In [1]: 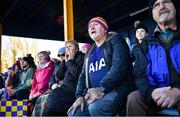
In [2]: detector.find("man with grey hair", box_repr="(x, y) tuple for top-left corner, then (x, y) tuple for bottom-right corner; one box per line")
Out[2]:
(127, 0), (180, 115)
(68, 17), (134, 116)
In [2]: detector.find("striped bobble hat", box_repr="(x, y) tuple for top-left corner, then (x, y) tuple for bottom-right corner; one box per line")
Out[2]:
(88, 17), (108, 32)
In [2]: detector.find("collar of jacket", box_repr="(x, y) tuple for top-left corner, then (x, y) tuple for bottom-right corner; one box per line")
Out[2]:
(22, 66), (31, 72)
(133, 37), (148, 46)
(38, 61), (51, 69)
(70, 51), (84, 62)
(149, 24), (180, 46)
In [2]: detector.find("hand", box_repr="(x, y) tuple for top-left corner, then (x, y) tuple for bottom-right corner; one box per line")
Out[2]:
(152, 87), (170, 102)
(68, 50), (76, 60)
(67, 97), (85, 115)
(152, 87), (180, 108)
(29, 94), (33, 100)
(7, 89), (15, 96)
(65, 50), (76, 62)
(51, 83), (58, 90)
(85, 88), (104, 104)
(65, 54), (69, 62)
(159, 88), (180, 108)
(10, 89), (15, 96)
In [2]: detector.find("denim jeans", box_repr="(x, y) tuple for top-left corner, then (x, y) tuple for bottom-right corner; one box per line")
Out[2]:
(68, 90), (120, 116)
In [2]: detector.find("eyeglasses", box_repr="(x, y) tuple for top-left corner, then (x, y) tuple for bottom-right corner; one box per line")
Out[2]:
(57, 54), (65, 57)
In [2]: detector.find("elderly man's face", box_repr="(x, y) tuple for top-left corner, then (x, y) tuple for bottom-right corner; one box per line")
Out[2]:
(152, 0), (176, 24)
(88, 22), (107, 42)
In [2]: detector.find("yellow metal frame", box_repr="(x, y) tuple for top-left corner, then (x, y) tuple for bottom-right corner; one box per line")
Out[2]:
(63, 0), (74, 41)
(0, 24), (2, 73)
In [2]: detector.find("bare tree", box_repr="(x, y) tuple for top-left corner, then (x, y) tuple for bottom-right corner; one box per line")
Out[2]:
(1, 36), (39, 72)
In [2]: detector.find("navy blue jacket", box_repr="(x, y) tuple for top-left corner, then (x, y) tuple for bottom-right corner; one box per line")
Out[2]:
(76, 32), (135, 104)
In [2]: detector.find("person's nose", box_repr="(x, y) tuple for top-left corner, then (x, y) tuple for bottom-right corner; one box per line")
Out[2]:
(159, 2), (166, 9)
(89, 24), (96, 29)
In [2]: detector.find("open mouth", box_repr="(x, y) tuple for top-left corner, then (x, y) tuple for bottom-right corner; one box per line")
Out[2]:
(91, 30), (96, 34)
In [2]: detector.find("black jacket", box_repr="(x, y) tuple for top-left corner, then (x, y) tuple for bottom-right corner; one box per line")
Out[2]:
(0, 75), (4, 89)
(65, 52), (84, 87)
(48, 61), (63, 88)
(47, 51), (84, 112)
(76, 32), (135, 104)
(131, 39), (148, 79)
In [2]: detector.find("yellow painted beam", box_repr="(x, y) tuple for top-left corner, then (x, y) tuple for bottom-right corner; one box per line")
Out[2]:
(63, 0), (74, 41)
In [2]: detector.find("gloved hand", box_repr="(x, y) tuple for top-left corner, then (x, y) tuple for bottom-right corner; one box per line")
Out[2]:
(51, 83), (58, 90)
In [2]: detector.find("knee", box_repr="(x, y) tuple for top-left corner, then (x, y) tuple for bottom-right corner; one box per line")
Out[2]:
(88, 103), (101, 115)
(127, 91), (142, 105)
(67, 107), (83, 116)
(88, 103), (97, 114)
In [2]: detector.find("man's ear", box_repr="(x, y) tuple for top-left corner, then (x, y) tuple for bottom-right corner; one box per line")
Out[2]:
(104, 30), (107, 34)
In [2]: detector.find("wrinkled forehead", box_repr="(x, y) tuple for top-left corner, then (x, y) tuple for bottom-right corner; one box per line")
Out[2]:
(153, 0), (174, 6)
(154, 0), (165, 4)
(88, 21), (101, 27)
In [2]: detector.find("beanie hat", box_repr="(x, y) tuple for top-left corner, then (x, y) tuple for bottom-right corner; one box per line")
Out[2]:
(134, 21), (148, 33)
(148, 0), (158, 8)
(88, 17), (108, 32)
(22, 54), (36, 68)
(82, 43), (91, 49)
(22, 57), (32, 64)
(57, 47), (65, 56)
(148, 0), (177, 9)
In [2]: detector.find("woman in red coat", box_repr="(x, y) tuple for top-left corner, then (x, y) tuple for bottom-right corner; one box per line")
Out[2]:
(29, 51), (54, 104)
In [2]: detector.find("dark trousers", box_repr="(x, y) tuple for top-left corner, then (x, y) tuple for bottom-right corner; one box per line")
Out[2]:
(46, 85), (76, 115)
(27, 97), (39, 116)
(15, 89), (30, 100)
(126, 90), (180, 116)
(28, 97), (39, 105)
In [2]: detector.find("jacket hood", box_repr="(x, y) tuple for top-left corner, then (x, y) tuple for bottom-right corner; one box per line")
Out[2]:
(105, 31), (118, 42)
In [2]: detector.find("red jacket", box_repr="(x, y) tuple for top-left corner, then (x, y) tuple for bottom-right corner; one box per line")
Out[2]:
(30, 61), (54, 97)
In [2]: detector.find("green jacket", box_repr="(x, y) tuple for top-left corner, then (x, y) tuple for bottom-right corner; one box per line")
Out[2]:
(15, 67), (35, 92)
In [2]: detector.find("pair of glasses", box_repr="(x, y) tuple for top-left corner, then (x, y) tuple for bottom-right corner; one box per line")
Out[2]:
(57, 54), (65, 57)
